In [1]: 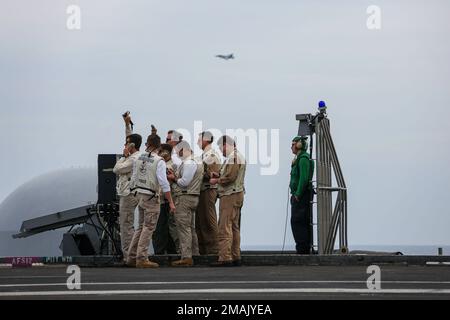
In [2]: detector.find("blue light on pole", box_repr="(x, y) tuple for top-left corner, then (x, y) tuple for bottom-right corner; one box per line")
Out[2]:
(318, 100), (327, 113)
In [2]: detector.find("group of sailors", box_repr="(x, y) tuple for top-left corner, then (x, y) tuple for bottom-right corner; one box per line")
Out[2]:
(113, 114), (246, 268)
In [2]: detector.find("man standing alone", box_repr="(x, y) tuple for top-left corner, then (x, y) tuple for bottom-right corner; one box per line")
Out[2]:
(289, 136), (314, 254)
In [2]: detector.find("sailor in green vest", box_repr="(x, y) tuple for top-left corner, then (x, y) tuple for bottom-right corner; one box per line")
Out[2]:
(289, 136), (314, 254)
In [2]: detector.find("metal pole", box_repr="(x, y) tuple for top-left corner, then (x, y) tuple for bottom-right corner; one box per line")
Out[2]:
(324, 119), (333, 254)
(321, 120), (348, 253)
(325, 129), (332, 252)
(303, 112), (347, 255)
(316, 117), (324, 254)
(309, 127), (315, 254)
(324, 192), (341, 253)
(322, 122), (346, 188)
(343, 189), (348, 249)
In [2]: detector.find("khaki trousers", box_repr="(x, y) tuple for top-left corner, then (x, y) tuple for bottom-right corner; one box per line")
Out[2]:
(127, 193), (160, 262)
(217, 192), (244, 262)
(195, 189), (219, 254)
(174, 195), (200, 259)
(119, 193), (139, 261)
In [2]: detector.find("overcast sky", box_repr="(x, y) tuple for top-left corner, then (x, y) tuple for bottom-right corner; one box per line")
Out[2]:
(1, 0), (449, 246)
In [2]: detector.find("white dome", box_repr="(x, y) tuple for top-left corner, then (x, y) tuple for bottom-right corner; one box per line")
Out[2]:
(0, 168), (97, 231)
(0, 168), (97, 256)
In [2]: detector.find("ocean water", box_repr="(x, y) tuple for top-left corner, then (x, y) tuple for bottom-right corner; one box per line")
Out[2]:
(2, 229), (449, 257)
(242, 244), (450, 256)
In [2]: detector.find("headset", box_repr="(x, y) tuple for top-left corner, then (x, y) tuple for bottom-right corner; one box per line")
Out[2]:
(294, 136), (308, 150)
(292, 138), (302, 150)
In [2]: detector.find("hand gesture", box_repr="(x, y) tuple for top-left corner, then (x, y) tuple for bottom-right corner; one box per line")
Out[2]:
(123, 147), (131, 157)
(124, 114), (132, 125)
(169, 202), (176, 214)
(167, 172), (176, 182)
(211, 172), (220, 178)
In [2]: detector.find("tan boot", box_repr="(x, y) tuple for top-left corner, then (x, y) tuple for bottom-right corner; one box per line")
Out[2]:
(171, 258), (194, 267)
(136, 260), (159, 268)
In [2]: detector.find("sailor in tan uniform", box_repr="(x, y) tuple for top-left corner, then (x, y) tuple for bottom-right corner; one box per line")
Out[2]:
(210, 136), (246, 267)
(166, 129), (183, 171)
(167, 141), (204, 267)
(195, 131), (221, 255)
(113, 113), (142, 263)
(127, 134), (176, 268)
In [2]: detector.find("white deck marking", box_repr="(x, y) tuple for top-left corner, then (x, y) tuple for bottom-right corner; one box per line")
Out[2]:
(1, 288), (450, 297)
(0, 276), (67, 279)
(1, 280), (450, 288)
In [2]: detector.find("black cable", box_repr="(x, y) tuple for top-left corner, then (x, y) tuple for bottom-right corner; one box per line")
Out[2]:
(282, 186), (290, 253)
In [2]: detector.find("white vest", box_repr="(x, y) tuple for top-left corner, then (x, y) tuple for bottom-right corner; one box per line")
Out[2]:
(130, 152), (162, 196)
(173, 157), (204, 196)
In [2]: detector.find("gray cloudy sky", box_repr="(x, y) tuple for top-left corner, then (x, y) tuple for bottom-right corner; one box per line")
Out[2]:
(1, 0), (449, 246)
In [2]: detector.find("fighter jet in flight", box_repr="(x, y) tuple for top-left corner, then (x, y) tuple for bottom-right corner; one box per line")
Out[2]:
(215, 54), (235, 60)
